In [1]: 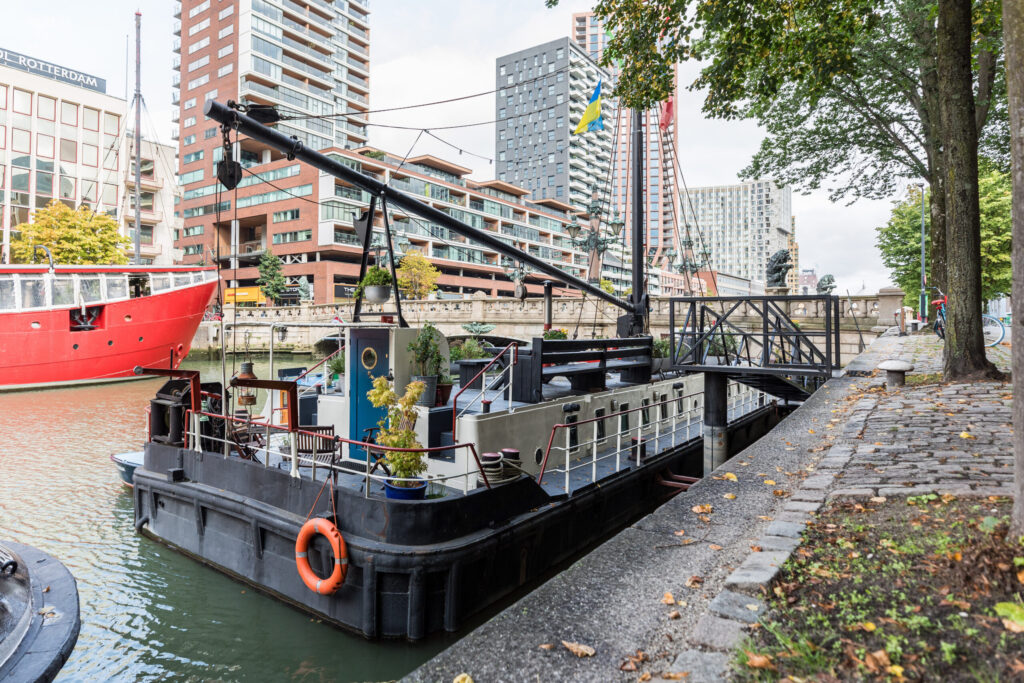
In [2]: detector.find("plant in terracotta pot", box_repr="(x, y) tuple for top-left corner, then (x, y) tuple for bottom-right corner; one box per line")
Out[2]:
(326, 352), (345, 389)
(652, 338), (671, 373)
(366, 376), (428, 499)
(407, 322), (444, 407)
(436, 372), (454, 406)
(356, 265), (392, 303)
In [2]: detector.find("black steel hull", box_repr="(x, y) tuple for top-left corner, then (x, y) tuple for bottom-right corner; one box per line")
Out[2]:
(133, 406), (776, 640)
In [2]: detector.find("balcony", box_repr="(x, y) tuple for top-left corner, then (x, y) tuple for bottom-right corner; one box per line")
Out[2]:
(281, 53), (333, 86)
(281, 34), (333, 68)
(348, 23), (368, 40)
(346, 70), (368, 88)
(282, 15), (333, 41)
(172, 38), (181, 54)
(346, 55), (368, 75)
(173, 20), (181, 36)
(347, 40), (368, 57)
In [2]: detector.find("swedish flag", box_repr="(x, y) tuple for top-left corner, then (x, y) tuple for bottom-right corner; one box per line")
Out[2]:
(573, 80), (603, 135)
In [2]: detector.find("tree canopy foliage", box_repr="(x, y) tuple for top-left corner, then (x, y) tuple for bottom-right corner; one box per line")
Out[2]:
(11, 200), (129, 265)
(256, 251), (287, 305)
(877, 166), (1011, 308)
(396, 249), (440, 300)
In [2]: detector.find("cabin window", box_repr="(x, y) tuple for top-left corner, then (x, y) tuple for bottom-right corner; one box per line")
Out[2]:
(173, 272), (192, 288)
(641, 398), (650, 426)
(594, 408), (606, 440)
(79, 277), (102, 303)
(566, 414), (579, 452)
(52, 277), (75, 306)
(619, 403), (630, 434)
(129, 275), (151, 298)
(20, 277), (46, 309)
(105, 276), (128, 300)
(660, 394), (668, 420)
(151, 274), (171, 292)
(0, 278), (14, 310)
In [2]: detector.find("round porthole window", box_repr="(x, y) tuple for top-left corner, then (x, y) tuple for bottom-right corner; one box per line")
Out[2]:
(361, 347), (378, 370)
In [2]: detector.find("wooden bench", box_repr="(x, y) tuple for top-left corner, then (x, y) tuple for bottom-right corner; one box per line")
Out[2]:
(512, 337), (653, 402)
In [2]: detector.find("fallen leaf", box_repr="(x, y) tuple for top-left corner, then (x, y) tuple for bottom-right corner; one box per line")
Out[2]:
(1003, 619), (1024, 634)
(562, 640), (595, 657)
(668, 610), (681, 619)
(757, 515), (772, 521)
(773, 489), (790, 498)
(673, 529), (687, 536)
(639, 673), (652, 682)
(539, 643), (555, 651)
(661, 673), (689, 680)
(723, 493), (737, 500)
(620, 660), (637, 672)
(995, 602), (1024, 630)
(723, 472), (738, 481)
(864, 649), (891, 673)
(888, 664), (905, 678)
(1017, 569), (1024, 584)
(750, 545), (763, 552)
(453, 675), (474, 683)
(691, 504), (713, 514)
(685, 575), (703, 588)
(764, 480), (776, 486)
(960, 431), (976, 439)
(661, 592), (676, 604)
(709, 544), (723, 551)
(808, 429), (815, 434)
(744, 651), (776, 671)
(42, 586), (50, 593)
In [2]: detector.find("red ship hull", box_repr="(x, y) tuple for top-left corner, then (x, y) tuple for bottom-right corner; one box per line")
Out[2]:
(0, 266), (217, 389)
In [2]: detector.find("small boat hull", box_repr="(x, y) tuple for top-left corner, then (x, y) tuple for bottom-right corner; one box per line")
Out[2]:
(111, 451), (145, 487)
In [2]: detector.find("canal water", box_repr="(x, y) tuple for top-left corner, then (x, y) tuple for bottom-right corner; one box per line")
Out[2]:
(0, 355), (447, 682)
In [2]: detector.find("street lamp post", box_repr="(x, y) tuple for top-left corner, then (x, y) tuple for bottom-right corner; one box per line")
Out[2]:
(566, 188), (624, 286)
(917, 183), (927, 322)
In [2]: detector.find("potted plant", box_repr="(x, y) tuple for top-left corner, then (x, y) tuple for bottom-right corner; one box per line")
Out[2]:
(543, 328), (568, 340)
(356, 265), (393, 303)
(652, 338), (671, 373)
(326, 352), (345, 390)
(436, 372), (454, 405)
(407, 322), (444, 407)
(366, 376), (428, 499)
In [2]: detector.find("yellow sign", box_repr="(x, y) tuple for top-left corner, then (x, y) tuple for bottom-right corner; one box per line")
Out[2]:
(224, 286), (265, 305)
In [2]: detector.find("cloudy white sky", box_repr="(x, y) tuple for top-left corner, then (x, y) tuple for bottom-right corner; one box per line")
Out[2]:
(6, 0), (912, 293)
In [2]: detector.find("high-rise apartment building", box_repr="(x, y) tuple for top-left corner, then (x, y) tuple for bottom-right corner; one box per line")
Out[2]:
(494, 38), (614, 211)
(172, 0), (370, 275)
(569, 12), (687, 296)
(687, 180), (793, 287)
(787, 218), (799, 294)
(0, 48), (179, 264)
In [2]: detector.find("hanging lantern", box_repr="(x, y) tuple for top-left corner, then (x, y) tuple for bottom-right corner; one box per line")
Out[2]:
(565, 219), (581, 240)
(609, 213), (625, 237)
(236, 361), (258, 406)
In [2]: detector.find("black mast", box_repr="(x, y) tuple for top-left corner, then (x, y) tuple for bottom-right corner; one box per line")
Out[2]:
(628, 108), (647, 334)
(205, 100), (644, 317)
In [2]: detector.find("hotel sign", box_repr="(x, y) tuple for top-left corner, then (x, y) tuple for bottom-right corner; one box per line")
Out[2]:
(0, 48), (106, 94)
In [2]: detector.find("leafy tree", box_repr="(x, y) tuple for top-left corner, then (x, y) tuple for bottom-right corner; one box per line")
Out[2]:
(599, 278), (615, 294)
(256, 251), (287, 305)
(877, 168), (1010, 310)
(396, 249), (439, 300)
(11, 200), (129, 265)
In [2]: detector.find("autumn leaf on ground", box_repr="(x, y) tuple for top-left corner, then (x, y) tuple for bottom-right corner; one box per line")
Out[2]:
(562, 640), (595, 657)
(709, 544), (723, 551)
(744, 651), (776, 670)
(661, 592), (675, 604)
(764, 479), (776, 486)
(661, 673), (689, 680)
(638, 673), (652, 682)
(453, 674), (474, 683)
(864, 649), (891, 673)
(773, 489), (790, 498)
(808, 429), (815, 434)
(668, 609), (681, 619)
(750, 545), (763, 552)
(960, 431), (976, 439)
(723, 493), (737, 500)
(685, 575), (703, 588)
(673, 529), (686, 536)
(995, 603), (1024, 632)
(723, 472), (738, 481)
(538, 643), (555, 650)
(691, 504), (713, 514)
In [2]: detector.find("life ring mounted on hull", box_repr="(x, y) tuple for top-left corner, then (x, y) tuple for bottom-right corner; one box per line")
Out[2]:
(295, 517), (348, 595)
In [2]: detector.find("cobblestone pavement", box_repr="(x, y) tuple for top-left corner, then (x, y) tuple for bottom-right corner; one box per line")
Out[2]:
(830, 334), (1014, 498)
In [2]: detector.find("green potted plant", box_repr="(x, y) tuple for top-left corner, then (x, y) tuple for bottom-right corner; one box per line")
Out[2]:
(437, 372), (455, 405)
(407, 322), (444, 407)
(326, 352), (345, 390)
(366, 376), (428, 499)
(543, 328), (568, 340)
(652, 338), (671, 373)
(356, 265), (393, 303)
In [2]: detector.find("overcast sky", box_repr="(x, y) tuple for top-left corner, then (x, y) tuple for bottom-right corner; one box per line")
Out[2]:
(5, 0), (913, 294)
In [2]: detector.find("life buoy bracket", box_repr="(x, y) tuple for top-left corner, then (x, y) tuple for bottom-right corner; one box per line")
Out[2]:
(295, 517), (348, 595)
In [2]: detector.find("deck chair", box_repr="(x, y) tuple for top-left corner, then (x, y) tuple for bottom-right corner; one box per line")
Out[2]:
(294, 425), (336, 468)
(229, 409), (265, 461)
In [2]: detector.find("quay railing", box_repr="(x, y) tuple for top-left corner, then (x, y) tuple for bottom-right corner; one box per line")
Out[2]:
(536, 383), (768, 495)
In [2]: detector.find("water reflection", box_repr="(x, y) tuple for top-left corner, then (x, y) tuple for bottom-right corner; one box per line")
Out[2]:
(0, 356), (443, 682)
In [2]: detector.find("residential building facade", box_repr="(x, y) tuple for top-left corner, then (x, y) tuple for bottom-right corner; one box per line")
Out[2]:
(687, 180), (793, 287)
(799, 268), (819, 295)
(0, 48), (177, 264)
(787, 217), (799, 294)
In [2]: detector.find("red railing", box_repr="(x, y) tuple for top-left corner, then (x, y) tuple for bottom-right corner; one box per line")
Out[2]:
(297, 345), (345, 382)
(450, 342), (519, 441)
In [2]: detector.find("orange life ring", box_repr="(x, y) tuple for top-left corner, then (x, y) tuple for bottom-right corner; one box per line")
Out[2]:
(295, 517), (348, 595)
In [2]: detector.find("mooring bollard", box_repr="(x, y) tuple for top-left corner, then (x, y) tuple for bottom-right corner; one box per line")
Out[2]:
(877, 359), (914, 387)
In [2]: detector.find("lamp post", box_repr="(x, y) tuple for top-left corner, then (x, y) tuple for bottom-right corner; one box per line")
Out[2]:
(917, 183), (927, 322)
(566, 188), (624, 285)
(502, 257), (528, 299)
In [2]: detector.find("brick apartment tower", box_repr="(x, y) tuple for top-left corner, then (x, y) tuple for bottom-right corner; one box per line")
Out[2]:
(172, 0), (370, 301)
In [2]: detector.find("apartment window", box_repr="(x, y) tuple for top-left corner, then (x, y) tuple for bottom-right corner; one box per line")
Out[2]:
(82, 144), (98, 166)
(499, 65), (506, 76)
(35, 95), (55, 121)
(188, 17), (210, 36)
(60, 101), (77, 125)
(59, 138), (75, 163)
(13, 89), (31, 114)
(187, 74), (210, 89)
(217, 44), (233, 58)
(36, 133), (54, 158)
(556, 48), (564, 59)
(506, 75), (513, 85)
(183, 150), (204, 164)
(183, 97), (196, 109)
(189, 0), (210, 18)
(273, 209), (300, 223)
(218, 24), (233, 39)
(217, 64), (233, 77)
(183, 244), (202, 256)
(188, 56), (209, 72)
(188, 36), (210, 54)
(218, 5), (234, 19)
(129, 191), (155, 212)
(272, 229), (312, 244)
(179, 169), (204, 185)
(183, 225), (204, 237)
(104, 112), (119, 135)
(183, 134), (196, 145)
(183, 116), (196, 127)
(205, 89), (218, 101)
(204, 127), (217, 139)
(556, 116), (564, 128)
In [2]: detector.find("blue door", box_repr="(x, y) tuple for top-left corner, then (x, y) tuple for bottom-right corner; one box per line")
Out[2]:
(349, 329), (390, 460)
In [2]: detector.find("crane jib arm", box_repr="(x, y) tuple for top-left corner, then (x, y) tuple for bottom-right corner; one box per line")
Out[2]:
(203, 100), (633, 312)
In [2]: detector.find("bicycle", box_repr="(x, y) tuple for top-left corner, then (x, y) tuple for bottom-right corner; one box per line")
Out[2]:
(930, 288), (1005, 347)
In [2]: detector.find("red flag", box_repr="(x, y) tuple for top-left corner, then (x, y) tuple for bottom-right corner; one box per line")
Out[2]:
(659, 96), (674, 131)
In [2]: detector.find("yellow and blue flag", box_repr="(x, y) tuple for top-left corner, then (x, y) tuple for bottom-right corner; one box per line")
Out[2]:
(573, 80), (603, 135)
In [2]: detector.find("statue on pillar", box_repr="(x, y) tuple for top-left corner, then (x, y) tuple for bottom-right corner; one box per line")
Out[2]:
(765, 250), (793, 289)
(816, 274), (837, 294)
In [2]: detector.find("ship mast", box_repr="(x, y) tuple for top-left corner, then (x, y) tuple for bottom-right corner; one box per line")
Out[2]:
(132, 11), (142, 264)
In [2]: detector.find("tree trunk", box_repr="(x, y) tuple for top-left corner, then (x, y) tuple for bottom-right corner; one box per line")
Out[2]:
(928, 155), (947, 298)
(1004, 0), (1024, 540)
(936, 0), (1001, 379)
(916, 7), (947, 305)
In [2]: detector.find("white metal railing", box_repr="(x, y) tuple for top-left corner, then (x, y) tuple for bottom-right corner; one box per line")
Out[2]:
(451, 342), (519, 440)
